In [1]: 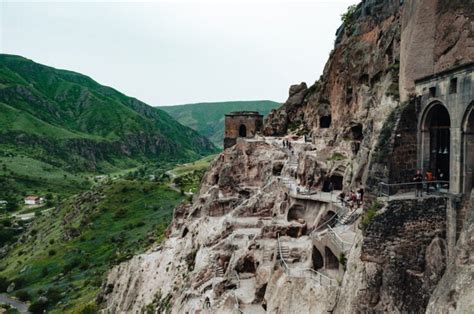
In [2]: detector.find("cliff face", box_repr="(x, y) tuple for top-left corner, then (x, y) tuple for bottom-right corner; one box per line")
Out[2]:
(100, 1), (474, 312)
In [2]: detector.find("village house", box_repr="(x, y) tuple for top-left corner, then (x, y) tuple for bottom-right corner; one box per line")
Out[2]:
(24, 196), (43, 206)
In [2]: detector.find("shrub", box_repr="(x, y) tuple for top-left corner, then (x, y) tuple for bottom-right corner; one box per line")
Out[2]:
(113, 208), (127, 219)
(15, 290), (31, 301)
(339, 252), (347, 270)
(341, 4), (358, 26)
(0, 276), (9, 292)
(360, 201), (382, 232)
(48, 249), (56, 256)
(46, 287), (62, 304)
(29, 299), (48, 314)
(63, 258), (81, 274)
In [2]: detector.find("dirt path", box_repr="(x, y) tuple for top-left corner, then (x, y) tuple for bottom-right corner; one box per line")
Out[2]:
(0, 293), (30, 313)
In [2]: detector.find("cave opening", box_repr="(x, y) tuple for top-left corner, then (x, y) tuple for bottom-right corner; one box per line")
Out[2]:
(330, 175), (343, 191)
(320, 116), (332, 128)
(312, 247), (324, 270)
(324, 247), (339, 270)
(287, 205), (305, 222)
(351, 123), (364, 141)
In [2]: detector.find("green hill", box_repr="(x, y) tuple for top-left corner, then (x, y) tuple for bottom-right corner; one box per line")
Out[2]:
(0, 180), (181, 313)
(0, 54), (217, 174)
(159, 101), (281, 148)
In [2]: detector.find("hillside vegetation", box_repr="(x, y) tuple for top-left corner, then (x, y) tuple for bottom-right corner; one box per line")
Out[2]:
(0, 54), (217, 174)
(0, 180), (182, 313)
(159, 101), (280, 148)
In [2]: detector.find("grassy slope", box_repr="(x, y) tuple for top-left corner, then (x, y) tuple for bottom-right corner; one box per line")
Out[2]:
(0, 180), (182, 313)
(0, 54), (217, 167)
(169, 154), (217, 194)
(159, 101), (281, 148)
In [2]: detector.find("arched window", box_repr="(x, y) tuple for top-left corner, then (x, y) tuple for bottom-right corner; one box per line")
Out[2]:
(423, 104), (450, 182)
(239, 124), (247, 137)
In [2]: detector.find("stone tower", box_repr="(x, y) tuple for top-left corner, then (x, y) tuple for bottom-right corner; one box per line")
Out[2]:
(224, 111), (263, 149)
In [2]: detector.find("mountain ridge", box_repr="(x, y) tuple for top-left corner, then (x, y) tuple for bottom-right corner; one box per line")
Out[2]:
(159, 100), (280, 148)
(0, 54), (217, 172)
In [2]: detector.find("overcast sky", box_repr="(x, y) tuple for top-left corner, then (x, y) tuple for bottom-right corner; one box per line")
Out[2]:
(0, 0), (358, 106)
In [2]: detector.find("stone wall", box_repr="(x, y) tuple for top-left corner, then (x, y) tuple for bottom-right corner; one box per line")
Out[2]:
(388, 100), (418, 185)
(359, 197), (447, 312)
(224, 113), (263, 148)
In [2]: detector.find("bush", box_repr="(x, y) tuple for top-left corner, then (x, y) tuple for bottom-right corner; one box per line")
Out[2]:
(48, 249), (56, 256)
(29, 299), (48, 314)
(46, 287), (62, 304)
(339, 252), (347, 270)
(113, 208), (127, 219)
(0, 276), (9, 292)
(341, 4), (358, 26)
(15, 290), (31, 301)
(63, 258), (81, 274)
(360, 201), (382, 232)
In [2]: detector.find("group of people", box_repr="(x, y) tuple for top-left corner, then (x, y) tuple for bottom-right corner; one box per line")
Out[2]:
(282, 139), (293, 150)
(338, 187), (364, 211)
(412, 168), (445, 197)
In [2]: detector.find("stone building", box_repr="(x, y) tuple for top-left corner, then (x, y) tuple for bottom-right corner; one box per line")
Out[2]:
(223, 111), (263, 149)
(416, 62), (474, 195)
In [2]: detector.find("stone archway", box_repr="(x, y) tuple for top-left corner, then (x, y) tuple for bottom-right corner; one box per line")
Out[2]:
(239, 124), (247, 137)
(287, 204), (305, 222)
(462, 103), (474, 193)
(420, 103), (451, 184)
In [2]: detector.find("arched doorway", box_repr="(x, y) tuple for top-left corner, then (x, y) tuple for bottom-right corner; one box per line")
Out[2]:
(422, 104), (451, 183)
(239, 124), (247, 137)
(287, 204), (305, 222)
(463, 104), (474, 193)
(312, 247), (323, 270)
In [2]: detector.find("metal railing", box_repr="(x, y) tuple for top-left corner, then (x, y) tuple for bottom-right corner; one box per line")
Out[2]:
(277, 233), (290, 275)
(277, 233), (337, 286)
(378, 180), (450, 201)
(327, 225), (352, 252)
(299, 268), (337, 286)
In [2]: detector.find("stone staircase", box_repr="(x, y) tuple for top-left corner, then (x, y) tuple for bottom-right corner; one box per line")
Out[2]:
(338, 209), (359, 225)
(215, 264), (225, 278)
(263, 247), (274, 263)
(278, 244), (290, 260)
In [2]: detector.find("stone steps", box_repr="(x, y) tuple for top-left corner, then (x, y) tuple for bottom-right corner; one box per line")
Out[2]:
(215, 264), (225, 278)
(278, 245), (290, 260)
(263, 248), (274, 262)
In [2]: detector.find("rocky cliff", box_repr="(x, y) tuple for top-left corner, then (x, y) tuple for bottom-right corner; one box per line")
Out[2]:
(99, 1), (474, 313)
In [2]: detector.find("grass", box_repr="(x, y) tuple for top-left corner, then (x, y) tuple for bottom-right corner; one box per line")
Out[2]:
(328, 153), (346, 161)
(0, 180), (183, 313)
(0, 154), (91, 208)
(168, 154), (216, 177)
(169, 155), (216, 193)
(0, 54), (217, 173)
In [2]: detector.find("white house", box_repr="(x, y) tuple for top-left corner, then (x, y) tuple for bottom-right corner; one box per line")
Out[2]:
(24, 196), (41, 205)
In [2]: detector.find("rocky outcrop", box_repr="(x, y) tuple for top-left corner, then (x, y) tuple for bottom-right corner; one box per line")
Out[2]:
(100, 1), (474, 313)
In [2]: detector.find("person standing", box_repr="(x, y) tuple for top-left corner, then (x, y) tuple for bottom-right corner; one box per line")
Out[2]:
(425, 169), (434, 194)
(413, 170), (423, 197)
